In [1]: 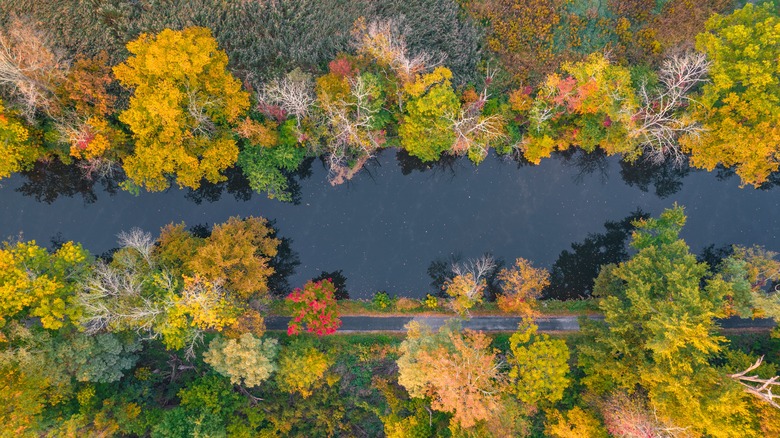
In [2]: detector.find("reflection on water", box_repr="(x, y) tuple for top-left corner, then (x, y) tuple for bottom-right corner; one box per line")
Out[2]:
(544, 210), (648, 300)
(16, 160), (121, 204)
(2, 149), (779, 298)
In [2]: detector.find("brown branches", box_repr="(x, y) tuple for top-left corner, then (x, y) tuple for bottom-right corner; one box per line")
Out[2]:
(352, 18), (442, 84)
(729, 356), (780, 409)
(0, 17), (67, 121)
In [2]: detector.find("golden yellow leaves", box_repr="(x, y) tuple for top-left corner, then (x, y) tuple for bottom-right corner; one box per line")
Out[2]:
(114, 27), (249, 191)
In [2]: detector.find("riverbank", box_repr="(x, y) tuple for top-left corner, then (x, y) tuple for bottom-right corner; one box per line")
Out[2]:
(267, 297), (603, 317)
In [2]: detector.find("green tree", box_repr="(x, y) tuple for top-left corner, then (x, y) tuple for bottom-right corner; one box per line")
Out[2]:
(113, 27), (249, 191)
(53, 332), (141, 383)
(682, 3), (780, 186)
(203, 333), (279, 387)
(237, 119), (306, 201)
(577, 206), (759, 437)
(399, 67), (460, 162)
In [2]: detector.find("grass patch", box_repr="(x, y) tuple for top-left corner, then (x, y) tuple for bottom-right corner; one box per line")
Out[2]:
(268, 297), (601, 317)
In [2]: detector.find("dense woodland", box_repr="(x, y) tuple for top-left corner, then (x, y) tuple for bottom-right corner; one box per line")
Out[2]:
(1, 0), (780, 437)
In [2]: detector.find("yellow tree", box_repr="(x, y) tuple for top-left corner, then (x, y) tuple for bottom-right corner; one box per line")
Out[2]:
(496, 258), (550, 317)
(187, 216), (279, 299)
(0, 240), (91, 330)
(0, 99), (42, 179)
(113, 27), (249, 191)
(682, 3), (780, 186)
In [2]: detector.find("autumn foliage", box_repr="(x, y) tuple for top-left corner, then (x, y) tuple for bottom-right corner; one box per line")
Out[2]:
(113, 27), (249, 191)
(286, 279), (342, 336)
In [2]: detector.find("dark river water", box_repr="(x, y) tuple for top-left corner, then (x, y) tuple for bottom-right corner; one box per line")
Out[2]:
(2, 149), (779, 299)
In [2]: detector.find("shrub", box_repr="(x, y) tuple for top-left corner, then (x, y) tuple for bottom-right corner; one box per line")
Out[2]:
(286, 279), (342, 336)
(424, 294), (440, 309)
(394, 297), (421, 311)
(372, 291), (394, 310)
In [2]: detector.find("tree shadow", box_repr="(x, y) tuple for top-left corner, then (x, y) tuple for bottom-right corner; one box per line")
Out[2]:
(395, 149), (460, 177)
(16, 160), (120, 204)
(544, 209), (649, 300)
(311, 270), (349, 300)
(556, 148), (611, 185)
(620, 158), (691, 198)
(267, 220), (301, 298)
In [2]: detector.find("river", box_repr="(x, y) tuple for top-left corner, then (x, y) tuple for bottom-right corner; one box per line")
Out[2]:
(1, 149), (778, 298)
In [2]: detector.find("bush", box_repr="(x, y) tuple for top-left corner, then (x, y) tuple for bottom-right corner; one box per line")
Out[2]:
(394, 297), (421, 311)
(372, 291), (395, 310)
(424, 294), (440, 309)
(287, 279), (342, 335)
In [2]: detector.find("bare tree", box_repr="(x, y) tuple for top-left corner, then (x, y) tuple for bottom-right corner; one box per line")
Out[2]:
(450, 255), (497, 303)
(729, 356), (780, 409)
(448, 69), (507, 161)
(258, 68), (315, 127)
(77, 260), (168, 336)
(318, 75), (385, 184)
(0, 17), (67, 121)
(117, 228), (155, 266)
(630, 51), (711, 165)
(352, 18), (442, 84)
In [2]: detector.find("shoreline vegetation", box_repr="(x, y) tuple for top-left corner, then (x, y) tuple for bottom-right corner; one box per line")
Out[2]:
(1, 3), (779, 201)
(2, 1), (780, 436)
(1, 206), (779, 435)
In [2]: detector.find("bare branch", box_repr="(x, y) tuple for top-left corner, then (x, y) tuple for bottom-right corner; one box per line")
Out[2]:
(258, 69), (315, 127)
(117, 228), (155, 266)
(729, 356), (780, 409)
(629, 51), (711, 166)
(353, 19), (443, 83)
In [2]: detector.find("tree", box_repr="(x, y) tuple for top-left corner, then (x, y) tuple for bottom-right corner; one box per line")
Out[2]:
(187, 216), (280, 299)
(496, 258), (549, 317)
(76, 227), (238, 356)
(0, 16), (66, 121)
(630, 51), (710, 165)
(53, 332), (141, 383)
(203, 333), (279, 388)
(396, 320), (505, 429)
(0, 98), (42, 179)
(577, 206), (759, 436)
(0, 322), (73, 435)
(545, 406), (607, 438)
(286, 279), (342, 336)
(258, 68), (315, 127)
(113, 27), (249, 191)
(0, 239), (91, 330)
(507, 323), (570, 406)
(54, 53), (125, 162)
(718, 245), (780, 327)
(237, 118), (306, 201)
(399, 67), (460, 162)
(276, 338), (332, 398)
(444, 255), (496, 317)
(315, 68), (390, 184)
(681, 3), (780, 187)
(524, 53), (641, 164)
(352, 18), (435, 85)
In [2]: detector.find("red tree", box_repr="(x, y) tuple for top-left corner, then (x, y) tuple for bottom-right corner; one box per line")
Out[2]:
(286, 279), (342, 336)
